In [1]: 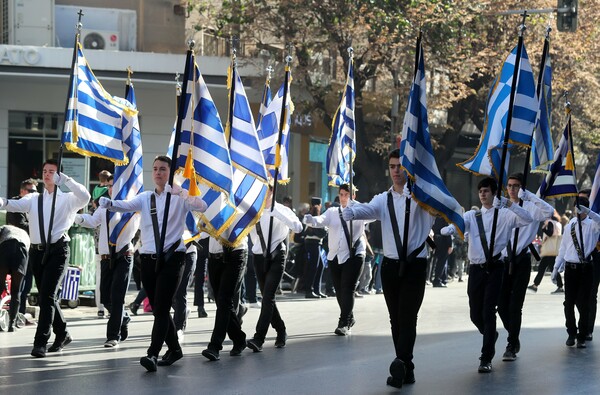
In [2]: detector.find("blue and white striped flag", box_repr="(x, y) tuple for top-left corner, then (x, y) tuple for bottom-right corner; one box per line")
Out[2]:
(60, 266), (81, 301)
(170, 53), (236, 238)
(590, 152), (600, 213)
(109, 82), (143, 246)
(458, 44), (538, 180)
(537, 116), (578, 199)
(256, 76), (272, 128)
(400, 38), (465, 238)
(531, 38), (554, 173)
(63, 43), (133, 165)
(326, 57), (356, 186)
(217, 67), (268, 247)
(257, 69), (293, 184)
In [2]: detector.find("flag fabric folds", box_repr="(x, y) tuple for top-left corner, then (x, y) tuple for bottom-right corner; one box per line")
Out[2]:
(63, 43), (134, 165)
(109, 83), (144, 245)
(537, 116), (578, 199)
(531, 38), (554, 173)
(170, 52), (236, 238)
(590, 152), (600, 213)
(218, 67), (269, 246)
(458, 44), (538, 180)
(256, 77), (272, 128)
(326, 57), (356, 187)
(257, 73), (293, 183)
(400, 38), (465, 238)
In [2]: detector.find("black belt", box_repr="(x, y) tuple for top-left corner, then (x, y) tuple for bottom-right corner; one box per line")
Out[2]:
(471, 254), (502, 267)
(101, 251), (133, 260)
(566, 261), (591, 269)
(30, 235), (66, 251)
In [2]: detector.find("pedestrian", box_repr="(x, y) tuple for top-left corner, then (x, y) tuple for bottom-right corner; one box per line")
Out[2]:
(342, 149), (436, 389)
(246, 186), (302, 352)
(305, 183), (369, 335)
(441, 176), (532, 373)
(303, 198), (327, 298)
(528, 212), (563, 293)
(497, 173), (553, 361)
(75, 174), (140, 348)
(551, 197), (600, 348)
(100, 155), (207, 371)
(0, 224), (30, 331)
(0, 159), (90, 358)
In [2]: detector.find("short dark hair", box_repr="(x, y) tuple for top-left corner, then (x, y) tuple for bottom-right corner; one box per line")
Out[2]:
(388, 149), (400, 160)
(43, 158), (61, 171)
(579, 196), (590, 208)
(153, 155), (172, 168)
(21, 178), (38, 188)
(579, 189), (592, 198)
(507, 173), (523, 184)
(98, 170), (112, 182)
(477, 177), (497, 195)
(107, 174), (114, 183)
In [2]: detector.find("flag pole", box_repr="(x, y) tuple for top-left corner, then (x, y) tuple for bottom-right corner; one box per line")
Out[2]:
(225, 39), (237, 146)
(157, 39), (195, 271)
(509, 26), (551, 275)
(488, 12), (528, 268)
(265, 47), (293, 262)
(44, 10), (84, 264)
(347, 47), (355, 255)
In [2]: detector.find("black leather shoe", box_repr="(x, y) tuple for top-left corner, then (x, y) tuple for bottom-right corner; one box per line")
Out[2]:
(31, 346), (46, 358)
(275, 331), (287, 348)
(586, 333), (593, 341)
(386, 376), (403, 389)
(198, 307), (208, 318)
(334, 326), (350, 336)
(389, 358), (406, 383)
(157, 349), (183, 366)
(48, 332), (72, 352)
(129, 302), (140, 316)
(230, 342), (246, 356)
(318, 293), (328, 298)
(202, 348), (220, 361)
(566, 335), (576, 347)
(577, 340), (586, 349)
(247, 338), (264, 352)
(140, 355), (158, 372)
(403, 369), (415, 384)
(326, 290), (336, 297)
(305, 292), (320, 299)
(120, 325), (129, 342)
(478, 361), (492, 373)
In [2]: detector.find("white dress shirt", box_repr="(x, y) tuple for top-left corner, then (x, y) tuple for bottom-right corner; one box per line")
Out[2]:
(108, 190), (207, 254)
(76, 208), (140, 254)
(348, 187), (435, 260)
(3, 179), (90, 244)
(305, 205), (369, 264)
(504, 195), (554, 256)
(249, 202), (302, 255)
(555, 212), (600, 269)
(463, 205), (533, 265)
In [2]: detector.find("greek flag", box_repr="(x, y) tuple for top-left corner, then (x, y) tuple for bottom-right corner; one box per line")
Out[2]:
(458, 44), (538, 179)
(60, 266), (81, 301)
(531, 38), (554, 173)
(256, 77), (272, 128)
(257, 68), (293, 184)
(109, 82), (143, 245)
(63, 43), (134, 165)
(217, 67), (268, 247)
(326, 57), (356, 186)
(170, 53), (236, 237)
(537, 116), (578, 199)
(400, 38), (465, 238)
(590, 152), (600, 213)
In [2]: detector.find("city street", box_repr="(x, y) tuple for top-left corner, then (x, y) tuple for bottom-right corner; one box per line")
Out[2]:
(0, 276), (598, 394)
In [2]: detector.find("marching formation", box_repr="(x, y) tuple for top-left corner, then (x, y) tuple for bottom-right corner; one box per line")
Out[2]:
(2, 12), (600, 393)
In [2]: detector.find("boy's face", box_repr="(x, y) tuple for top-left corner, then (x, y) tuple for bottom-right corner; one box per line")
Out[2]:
(42, 164), (58, 187)
(507, 179), (521, 200)
(153, 160), (170, 188)
(479, 186), (494, 207)
(388, 157), (406, 187)
(338, 189), (351, 206)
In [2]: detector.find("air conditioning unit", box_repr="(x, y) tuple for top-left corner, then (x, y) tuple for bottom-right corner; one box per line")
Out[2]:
(81, 29), (119, 51)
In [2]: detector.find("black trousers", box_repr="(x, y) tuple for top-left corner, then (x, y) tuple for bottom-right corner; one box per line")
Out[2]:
(498, 253), (531, 349)
(253, 248), (287, 341)
(245, 253), (259, 304)
(0, 239), (28, 322)
(173, 251), (196, 331)
(140, 251), (185, 357)
(467, 262), (503, 363)
(100, 254), (133, 341)
(587, 252), (600, 334)
(207, 248), (247, 351)
(194, 250), (208, 308)
(564, 262), (594, 342)
(30, 240), (69, 348)
(533, 256), (563, 288)
(304, 242), (323, 295)
(381, 257), (427, 371)
(432, 249), (449, 285)
(329, 255), (364, 327)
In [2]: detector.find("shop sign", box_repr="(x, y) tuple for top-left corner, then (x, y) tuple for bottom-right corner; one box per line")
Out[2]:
(0, 45), (41, 66)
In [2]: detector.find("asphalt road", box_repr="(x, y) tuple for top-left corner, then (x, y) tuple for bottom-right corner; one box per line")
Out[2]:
(0, 276), (598, 395)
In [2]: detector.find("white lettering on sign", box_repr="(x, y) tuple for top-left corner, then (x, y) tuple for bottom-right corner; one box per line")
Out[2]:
(0, 46), (41, 65)
(293, 114), (312, 127)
